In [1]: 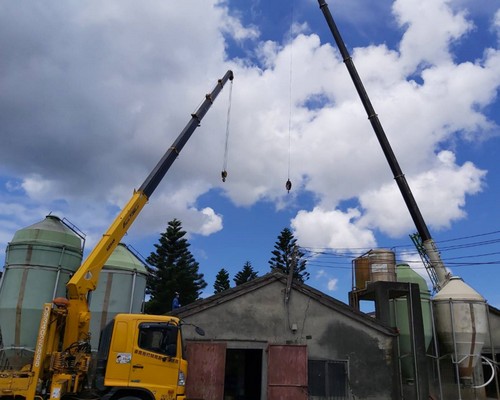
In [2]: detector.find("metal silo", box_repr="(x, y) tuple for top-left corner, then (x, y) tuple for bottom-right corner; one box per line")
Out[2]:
(433, 276), (488, 384)
(88, 243), (147, 350)
(0, 215), (83, 366)
(390, 264), (433, 382)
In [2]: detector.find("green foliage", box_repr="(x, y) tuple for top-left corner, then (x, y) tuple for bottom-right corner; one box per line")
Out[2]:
(269, 227), (309, 282)
(233, 261), (258, 286)
(145, 218), (207, 314)
(214, 268), (231, 293)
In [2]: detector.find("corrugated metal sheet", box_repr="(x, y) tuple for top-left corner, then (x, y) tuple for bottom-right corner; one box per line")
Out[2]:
(267, 344), (308, 400)
(185, 342), (226, 400)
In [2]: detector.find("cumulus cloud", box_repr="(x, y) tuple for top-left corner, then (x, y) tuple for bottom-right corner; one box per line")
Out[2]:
(21, 175), (58, 202)
(0, 0), (498, 266)
(396, 0), (473, 67)
(357, 150), (486, 236)
(291, 207), (377, 249)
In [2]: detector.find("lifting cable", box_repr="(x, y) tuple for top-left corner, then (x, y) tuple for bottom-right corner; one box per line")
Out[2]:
(285, 2), (295, 193)
(221, 77), (234, 182)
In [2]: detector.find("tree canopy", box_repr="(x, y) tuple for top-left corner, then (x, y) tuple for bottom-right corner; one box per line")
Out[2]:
(269, 227), (309, 282)
(234, 261), (258, 286)
(145, 218), (207, 314)
(214, 268), (231, 293)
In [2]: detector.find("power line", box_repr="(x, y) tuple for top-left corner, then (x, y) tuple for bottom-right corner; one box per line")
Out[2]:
(298, 228), (500, 271)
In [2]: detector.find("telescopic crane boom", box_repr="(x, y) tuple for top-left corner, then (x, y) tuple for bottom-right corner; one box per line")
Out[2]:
(318, 3), (489, 387)
(63, 70), (233, 349)
(316, 0), (450, 290)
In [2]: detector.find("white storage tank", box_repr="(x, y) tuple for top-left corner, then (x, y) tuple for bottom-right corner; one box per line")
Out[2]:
(88, 243), (148, 350)
(0, 215), (83, 367)
(433, 276), (488, 382)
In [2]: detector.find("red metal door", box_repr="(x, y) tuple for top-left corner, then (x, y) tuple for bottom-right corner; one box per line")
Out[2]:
(267, 344), (308, 400)
(185, 342), (226, 400)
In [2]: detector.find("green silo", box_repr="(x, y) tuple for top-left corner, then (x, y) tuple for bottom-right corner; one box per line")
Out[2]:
(88, 243), (147, 350)
(0, 215), (83, 366)
(390, 263), (433, 382)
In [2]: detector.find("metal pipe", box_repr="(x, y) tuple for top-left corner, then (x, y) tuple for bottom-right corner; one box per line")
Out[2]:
(430, 301), (444, 399)
(408, 283), (421, 400)
(52, 267), (61, 301)
(129, 270), (137, 314)
(449, 299), (462, 400)
(52, 246), (65, 300)
(390, 297), (404, 398)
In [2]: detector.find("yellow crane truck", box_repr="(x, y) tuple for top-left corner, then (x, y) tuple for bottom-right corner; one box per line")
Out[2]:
(0, 70), (234, 400)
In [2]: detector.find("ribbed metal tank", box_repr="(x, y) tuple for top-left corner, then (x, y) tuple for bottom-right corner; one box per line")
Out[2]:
(0, 215), (83, 366)
(354, 249), (397, 290)
(89, 243), (147, 350)
(433, 276), (488, 382)
(390, 264), (433, 382)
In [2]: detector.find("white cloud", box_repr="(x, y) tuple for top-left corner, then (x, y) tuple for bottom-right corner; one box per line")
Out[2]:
(192, 207), (223, 236)
(327, 278), (339, 291)
(393, 0), (473, 69)
(0, 0), (498, 261)
(219, 7), (260, 42)
(291, 207), (377, 249)
(21, 175), (57, 201)
(315, 269), (326, 279)
(357, 150), (486, 236)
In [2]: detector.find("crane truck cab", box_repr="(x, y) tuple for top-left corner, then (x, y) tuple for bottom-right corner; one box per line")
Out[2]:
(95, 314), (188, 400)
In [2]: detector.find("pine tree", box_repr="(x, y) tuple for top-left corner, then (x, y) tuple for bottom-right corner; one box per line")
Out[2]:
(145, 218), (207, 314)
(269, 227), (309, 282)
(233, 261), (258, 286)
(213, 268), (230, 293)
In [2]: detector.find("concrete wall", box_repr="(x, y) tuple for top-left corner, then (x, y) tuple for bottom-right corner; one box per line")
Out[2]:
(180, 279), (398, 400)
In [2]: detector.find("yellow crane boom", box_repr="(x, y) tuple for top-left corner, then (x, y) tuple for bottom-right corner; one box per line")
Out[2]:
(63, 69), (234, 350)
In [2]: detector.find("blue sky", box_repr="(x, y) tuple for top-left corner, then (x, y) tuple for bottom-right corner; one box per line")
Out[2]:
(1, 0), (499, 307)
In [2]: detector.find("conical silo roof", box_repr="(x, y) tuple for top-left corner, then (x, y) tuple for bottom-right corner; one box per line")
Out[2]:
(11, 215), (82, 251)
(434, 276), (485, 302)
(104, 243), (148, 274)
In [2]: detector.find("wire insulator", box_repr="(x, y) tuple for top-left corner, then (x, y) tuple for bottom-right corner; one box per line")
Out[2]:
(221, 170), (228, 182)
(286, 179), (292, 193)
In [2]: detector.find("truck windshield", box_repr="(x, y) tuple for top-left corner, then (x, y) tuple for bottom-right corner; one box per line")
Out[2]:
(138, 323), (178, 357)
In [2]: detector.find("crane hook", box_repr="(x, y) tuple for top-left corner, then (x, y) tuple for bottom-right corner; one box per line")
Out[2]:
(285, 179), (292, 193)
(221, 170), (228, 182)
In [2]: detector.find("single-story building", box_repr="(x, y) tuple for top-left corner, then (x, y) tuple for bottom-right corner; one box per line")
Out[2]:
(172, 271), (398, 400)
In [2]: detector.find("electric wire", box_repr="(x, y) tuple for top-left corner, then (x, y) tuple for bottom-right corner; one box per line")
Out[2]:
(297, 228), (500, 271)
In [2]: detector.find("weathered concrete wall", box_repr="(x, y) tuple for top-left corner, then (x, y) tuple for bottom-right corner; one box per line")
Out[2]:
(180, 280), (397, 400)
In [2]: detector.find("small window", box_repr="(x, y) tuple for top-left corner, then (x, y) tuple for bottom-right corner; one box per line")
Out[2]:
(138, 323), (178, 357)
(308, 359), (349, 400)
